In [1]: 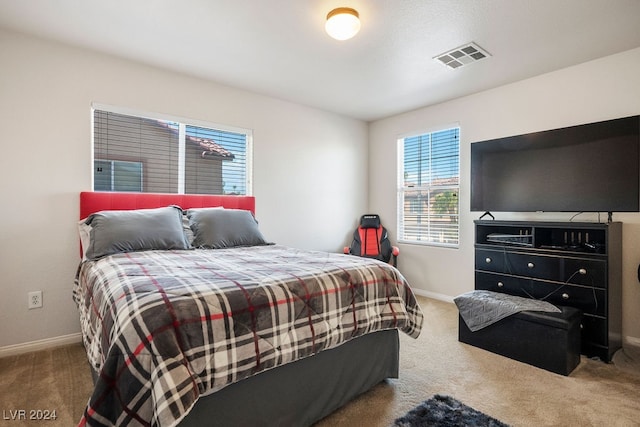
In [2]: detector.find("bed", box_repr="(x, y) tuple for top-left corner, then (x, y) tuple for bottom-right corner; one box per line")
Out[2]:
(74, 191), (424, 427)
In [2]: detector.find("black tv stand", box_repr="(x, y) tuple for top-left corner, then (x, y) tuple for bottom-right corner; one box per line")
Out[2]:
(479, 211), (494, 220)
(474, 220), (622, 362)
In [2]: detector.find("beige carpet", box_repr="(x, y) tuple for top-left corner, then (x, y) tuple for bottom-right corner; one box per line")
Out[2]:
(0, 344), (94, 426)
(2, 296), (640, 426)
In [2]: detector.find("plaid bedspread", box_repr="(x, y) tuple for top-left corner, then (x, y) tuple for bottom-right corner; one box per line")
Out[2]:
(73, 245), (424, 427)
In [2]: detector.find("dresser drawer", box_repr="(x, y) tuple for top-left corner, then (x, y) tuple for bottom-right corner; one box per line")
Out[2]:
(476, 249), (561, 281)
(475, 249), (606, 286)
(475, 272), (605, 317)
(563, 257), (607, 288)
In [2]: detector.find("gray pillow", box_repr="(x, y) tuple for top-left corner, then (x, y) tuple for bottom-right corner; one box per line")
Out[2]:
(181, 206), (223, 246)
(82, 206), (190, 260)
(188, 208), (271, 249)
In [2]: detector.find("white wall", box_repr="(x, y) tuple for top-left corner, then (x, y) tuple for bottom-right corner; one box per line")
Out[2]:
(369, 47), (640, 346)
(0, 29), (368, 349)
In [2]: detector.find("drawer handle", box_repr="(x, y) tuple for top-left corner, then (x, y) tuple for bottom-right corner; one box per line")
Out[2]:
(527, 262), (535, 269)
(485, 257), (492, 264)
(562, 293), (569, 300)
(497, 282), (504, 288)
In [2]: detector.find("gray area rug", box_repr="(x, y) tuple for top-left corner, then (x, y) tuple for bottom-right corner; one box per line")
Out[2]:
(392, 394), (509, 427)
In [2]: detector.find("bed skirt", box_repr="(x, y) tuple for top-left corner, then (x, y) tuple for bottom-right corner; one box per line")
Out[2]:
(89, 329), (400, 427)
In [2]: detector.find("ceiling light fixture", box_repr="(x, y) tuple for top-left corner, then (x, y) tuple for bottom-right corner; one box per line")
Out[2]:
(325, 7), (360, 41)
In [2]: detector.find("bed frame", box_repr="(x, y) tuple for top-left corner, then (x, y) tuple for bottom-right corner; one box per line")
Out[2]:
(79, 191), (400, 426)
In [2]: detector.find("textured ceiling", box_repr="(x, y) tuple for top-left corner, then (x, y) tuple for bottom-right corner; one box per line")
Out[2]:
(1, 0), (639, 121)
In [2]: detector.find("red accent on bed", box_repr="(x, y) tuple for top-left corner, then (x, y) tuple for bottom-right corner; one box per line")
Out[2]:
(80, 191), (255, 219)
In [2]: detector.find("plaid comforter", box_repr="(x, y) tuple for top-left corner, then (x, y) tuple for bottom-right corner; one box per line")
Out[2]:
(73, 245), (424, 427)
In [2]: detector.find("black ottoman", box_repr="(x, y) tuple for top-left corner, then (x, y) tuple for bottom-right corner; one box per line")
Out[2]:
(459, 306), (582, 375)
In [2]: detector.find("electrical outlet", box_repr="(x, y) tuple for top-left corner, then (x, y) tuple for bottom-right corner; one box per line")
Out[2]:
(28, 291), (43, 309)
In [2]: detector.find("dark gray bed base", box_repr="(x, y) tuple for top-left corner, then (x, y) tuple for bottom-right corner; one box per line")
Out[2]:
(89, 329), (399, 426)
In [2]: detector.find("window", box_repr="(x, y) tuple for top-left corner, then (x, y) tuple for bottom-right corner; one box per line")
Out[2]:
(92, 106), (251, 195)
(94, 159), (143, 192)
(397, 127), (460, 246)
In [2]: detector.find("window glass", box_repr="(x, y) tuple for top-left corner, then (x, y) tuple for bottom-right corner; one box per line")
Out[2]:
(92, 108), (251, 195)
(398, 127), (460, 246)
(185, 125), (246, 195)
(94, 159), (143, 191)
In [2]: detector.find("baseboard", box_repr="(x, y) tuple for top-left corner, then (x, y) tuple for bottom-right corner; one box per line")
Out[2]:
(411, 288), (454, 304)
(625, 336), (640, 348)
(0, 333), (83, 358)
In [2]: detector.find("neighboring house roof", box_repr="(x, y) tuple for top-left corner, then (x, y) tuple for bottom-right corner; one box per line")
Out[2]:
(151, 119), (235, 160)
(189, 136), (235, 160)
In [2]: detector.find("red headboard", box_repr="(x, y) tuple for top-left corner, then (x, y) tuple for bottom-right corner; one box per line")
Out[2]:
(80, 191), (256, 219)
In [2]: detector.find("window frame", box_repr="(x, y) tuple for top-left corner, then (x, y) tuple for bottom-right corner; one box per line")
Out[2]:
(397, 125), (461, 248)
(90, 103), (253, 195)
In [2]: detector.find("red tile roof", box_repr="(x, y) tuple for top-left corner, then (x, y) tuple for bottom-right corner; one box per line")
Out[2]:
(151, 119), (235, 160)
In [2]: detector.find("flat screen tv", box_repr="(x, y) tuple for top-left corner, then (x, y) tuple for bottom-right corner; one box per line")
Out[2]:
(470, 115), (640, 213)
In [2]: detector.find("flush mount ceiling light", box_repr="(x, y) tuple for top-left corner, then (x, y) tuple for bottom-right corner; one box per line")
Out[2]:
(325, 7), (360, 40)
(434, 42), (491, 69)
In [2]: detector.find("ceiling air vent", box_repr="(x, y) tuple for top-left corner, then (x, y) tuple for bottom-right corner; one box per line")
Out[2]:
(434, 42), (491, 69)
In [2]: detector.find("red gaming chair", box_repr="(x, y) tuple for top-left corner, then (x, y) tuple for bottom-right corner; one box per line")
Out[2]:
(343, 214), (399, 267)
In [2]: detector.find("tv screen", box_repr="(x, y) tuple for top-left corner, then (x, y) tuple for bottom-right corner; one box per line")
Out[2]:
(470, 116), (640, 213)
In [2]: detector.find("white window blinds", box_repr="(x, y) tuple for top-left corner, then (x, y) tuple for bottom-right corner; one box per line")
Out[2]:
(93, 108), (251, 195)
(398, 127), (460, 246)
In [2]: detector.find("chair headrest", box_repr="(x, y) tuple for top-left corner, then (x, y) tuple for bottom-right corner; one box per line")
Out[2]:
(360, 214), (381, 229)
